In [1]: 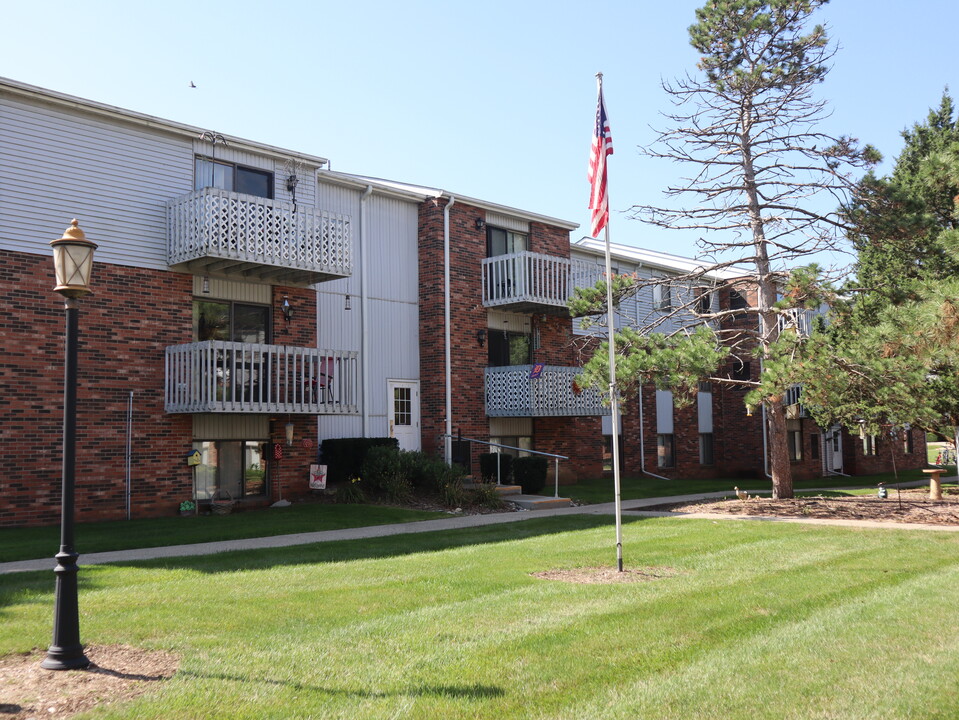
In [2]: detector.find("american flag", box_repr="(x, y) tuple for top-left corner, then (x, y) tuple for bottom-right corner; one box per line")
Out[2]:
(588, 80), (613, 238)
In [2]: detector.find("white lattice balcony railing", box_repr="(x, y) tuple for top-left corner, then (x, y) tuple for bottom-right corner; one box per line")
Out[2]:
(167, 187), (352, 285)
(485, 365), (609, 417)
(165, 340), (358, 415)
(482, 252), (600, 314)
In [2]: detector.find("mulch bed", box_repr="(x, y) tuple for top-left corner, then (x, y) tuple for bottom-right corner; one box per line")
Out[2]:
(0, 645), (178, 720)
(643, 488), (959, 526)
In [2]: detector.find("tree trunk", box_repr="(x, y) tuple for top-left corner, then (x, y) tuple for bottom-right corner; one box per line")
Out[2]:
(766, 398), (794, 499)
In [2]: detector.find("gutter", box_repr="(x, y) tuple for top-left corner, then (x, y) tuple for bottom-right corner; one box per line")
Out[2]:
(360, 185), (373, 436)
(443, 196), (455, 465)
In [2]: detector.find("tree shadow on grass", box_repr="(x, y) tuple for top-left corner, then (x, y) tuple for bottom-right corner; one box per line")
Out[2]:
(178, 668), (505, 700)
(0, 514), (656, 607)
(108, 514), (654, 574)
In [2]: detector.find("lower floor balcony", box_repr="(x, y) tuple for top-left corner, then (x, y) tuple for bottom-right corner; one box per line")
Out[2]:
(165, 341), (358, 414)
(484, 365), (608, 418)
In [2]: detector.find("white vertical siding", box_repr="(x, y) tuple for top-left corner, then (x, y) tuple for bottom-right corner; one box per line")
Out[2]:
(316, 186), (420, 442)
(192, 276), (271, 303)
(485, 212), (529, 233)
(1, 93), (328, 271)
(569, 249), (719, 337)
(1, 94), (191, 269)
(193, 415), (270, 440)
(487, 310), (532, 333)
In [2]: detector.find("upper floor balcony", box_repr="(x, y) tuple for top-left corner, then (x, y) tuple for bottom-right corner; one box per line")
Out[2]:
(485, 365), (609, 418)
(165, 340), (358, 415)
(784, 384), (810, 419)
(482, 252), (600, 315)
(167, 187), (352, 286)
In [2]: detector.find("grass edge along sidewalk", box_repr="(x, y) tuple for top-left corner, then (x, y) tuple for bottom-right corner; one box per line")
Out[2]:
(1, 467), (952, 567)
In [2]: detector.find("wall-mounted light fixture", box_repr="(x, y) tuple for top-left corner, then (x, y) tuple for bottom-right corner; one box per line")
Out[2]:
(475, 217), (486, 231)
(281, 295), (293, 322)
(202, 276), (210, 294)
(285, 420), (295, 446)
(476, 329), (487, 346)
(344, 294), (352, 311)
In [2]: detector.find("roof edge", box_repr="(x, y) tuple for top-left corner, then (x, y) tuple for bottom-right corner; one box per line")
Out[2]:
(0, 76), (330, 167)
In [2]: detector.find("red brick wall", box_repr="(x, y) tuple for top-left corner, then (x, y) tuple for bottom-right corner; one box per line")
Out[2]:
(417, 198), (489, 463)
(843, 426), (927, 476)
(0, 251), (323, 527)
(534, 416), (603, 478)
(416, 200), (596, 474)
(0, 250), (194, 527)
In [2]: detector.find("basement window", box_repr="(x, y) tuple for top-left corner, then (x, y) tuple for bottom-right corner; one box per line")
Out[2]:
(657, 434), (675, 468)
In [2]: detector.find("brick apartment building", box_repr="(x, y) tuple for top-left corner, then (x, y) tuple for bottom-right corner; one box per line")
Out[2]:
(0, 77), (925, 527)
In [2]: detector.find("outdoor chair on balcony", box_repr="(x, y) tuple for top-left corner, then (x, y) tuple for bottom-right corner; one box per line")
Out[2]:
(318, 356), (334, 403)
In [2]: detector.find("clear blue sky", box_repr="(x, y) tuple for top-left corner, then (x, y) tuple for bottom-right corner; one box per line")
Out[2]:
(3, 1), (957, 265)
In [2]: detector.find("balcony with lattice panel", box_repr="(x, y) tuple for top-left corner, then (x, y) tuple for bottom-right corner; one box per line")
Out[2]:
(484, 365), (609, 418)
(167, 187), (352, 286)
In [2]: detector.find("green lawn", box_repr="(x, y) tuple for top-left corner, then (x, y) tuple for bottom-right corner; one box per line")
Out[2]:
(3, 516), (958, 719)
(561, 468), (936, 504)
(0, 503), (447, 563)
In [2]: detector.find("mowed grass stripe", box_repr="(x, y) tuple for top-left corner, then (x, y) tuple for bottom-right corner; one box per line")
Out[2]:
(2, 517), (958, 719)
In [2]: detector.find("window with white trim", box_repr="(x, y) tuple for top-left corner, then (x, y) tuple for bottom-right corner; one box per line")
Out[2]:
(195, 156), (273, 199)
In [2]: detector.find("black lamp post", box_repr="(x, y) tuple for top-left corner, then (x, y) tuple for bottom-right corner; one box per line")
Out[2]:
(42, 219), (96, 671)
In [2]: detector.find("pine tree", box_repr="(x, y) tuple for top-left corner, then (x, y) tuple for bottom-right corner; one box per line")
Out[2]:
(576, 0), (876, 498)
(799, 92), (959, 450)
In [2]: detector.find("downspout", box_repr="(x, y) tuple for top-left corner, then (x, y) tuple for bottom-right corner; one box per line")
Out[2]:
(762, 403), (772, 478)
(126, 390), (133, 520)
(638, 387), (669, 481)
(360, 185), (373, 437)
(760, 358), (772, 479)
(443, 195), (455, 465)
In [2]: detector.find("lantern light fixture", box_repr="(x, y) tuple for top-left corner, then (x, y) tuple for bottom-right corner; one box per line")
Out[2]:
(50, 219), (97, 299)
(281, 295), (293, 322)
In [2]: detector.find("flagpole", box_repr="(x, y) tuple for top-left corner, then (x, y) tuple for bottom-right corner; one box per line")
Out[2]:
(603, 222), (624, 574)
(594, 72), (624, 573)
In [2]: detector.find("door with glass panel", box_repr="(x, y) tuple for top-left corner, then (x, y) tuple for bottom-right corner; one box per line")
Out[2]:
(388, 380), (420, 451)
(192, 440), (268, 500)
(486, 227), (528, 301)
(193, 300), (270, 403)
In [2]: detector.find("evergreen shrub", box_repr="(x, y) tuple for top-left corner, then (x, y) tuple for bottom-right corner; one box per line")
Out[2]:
(512, 456), (548, 494)
(321, 437), (398, 484)
(479, 452), (512, 483)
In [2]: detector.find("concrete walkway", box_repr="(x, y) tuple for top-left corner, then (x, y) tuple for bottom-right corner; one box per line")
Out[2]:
(3, 480), (957, 575)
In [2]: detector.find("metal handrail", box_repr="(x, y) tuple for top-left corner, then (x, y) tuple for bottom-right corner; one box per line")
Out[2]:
(443, 434), (568, 499)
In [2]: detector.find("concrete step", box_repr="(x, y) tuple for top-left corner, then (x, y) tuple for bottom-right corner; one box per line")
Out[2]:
(463, 482), (523, 496)
(505, 494), (572, 510)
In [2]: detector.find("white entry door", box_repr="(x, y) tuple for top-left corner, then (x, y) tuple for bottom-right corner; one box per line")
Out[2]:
(827, 426), (843, 473)
(388, 380), (420, 451)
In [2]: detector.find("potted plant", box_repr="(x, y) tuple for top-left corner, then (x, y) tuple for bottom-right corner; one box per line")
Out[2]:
(179, 500), (196, 517)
